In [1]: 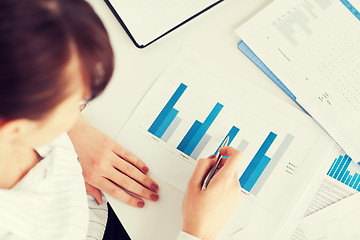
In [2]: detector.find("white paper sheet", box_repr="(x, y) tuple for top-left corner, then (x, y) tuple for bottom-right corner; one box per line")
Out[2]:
(235, 0), (360, 162)
(300, 191), (360, 240)
(116, 48), (340, 239)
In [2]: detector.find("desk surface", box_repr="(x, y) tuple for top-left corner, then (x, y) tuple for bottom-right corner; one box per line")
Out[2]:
(84, 0), (296, 239)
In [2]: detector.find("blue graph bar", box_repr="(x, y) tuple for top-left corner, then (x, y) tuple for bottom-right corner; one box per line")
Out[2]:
(333, 155), (346, 179)
(340, 0), (360, 21)
(327, 159), (336, 175)
(350, 173), (359, 188)
(327, 157), (338, 175)
(345, 174), (352, 185)
(251, 134), (294, 195)
(239, 132), (277, 192)
(214, 126), (240, 155)
(337, 155), (351, 181)
(242, 156), (271, 192)
(354, 175), (360, 189)
(177, 121), (201, 152)
(183, 103), (223, 156)
(341, 170), (350, 183)
(148, 83), (187, 136)
(154, 109), (179, 138)
(328, 156), (342, 177)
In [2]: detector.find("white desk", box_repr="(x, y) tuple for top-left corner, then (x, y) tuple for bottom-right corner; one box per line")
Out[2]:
(84, 0), (296, 239)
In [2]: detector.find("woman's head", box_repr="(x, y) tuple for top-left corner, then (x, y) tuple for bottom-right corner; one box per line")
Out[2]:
(0, 0), (114, 146)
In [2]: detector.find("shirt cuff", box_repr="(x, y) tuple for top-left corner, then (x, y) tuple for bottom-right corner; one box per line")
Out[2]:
(176, 231), (201, 240)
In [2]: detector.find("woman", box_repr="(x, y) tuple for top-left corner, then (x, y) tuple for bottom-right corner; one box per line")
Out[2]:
(0, 0), (242, 239)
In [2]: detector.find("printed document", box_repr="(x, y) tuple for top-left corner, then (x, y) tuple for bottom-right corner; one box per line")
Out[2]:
(236, 0), (360, 161)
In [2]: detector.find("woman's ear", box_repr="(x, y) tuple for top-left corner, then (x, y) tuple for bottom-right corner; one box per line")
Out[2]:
(0, 119), (35, 142)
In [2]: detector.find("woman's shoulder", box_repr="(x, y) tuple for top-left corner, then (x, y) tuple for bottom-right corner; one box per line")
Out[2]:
(36, 133), (76, 158)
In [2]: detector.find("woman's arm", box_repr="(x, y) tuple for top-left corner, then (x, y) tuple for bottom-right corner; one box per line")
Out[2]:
(68, 115), (159, 208)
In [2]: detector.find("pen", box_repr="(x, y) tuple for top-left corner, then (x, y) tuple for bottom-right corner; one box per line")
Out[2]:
(201, 136), (230, 190)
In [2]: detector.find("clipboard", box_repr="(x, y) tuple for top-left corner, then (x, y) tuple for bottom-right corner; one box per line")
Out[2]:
(105, 0), (224, 48)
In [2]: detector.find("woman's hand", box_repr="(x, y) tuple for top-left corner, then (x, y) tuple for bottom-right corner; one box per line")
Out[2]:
(182, 147), (242, 240)
(68, 115), (159, 208)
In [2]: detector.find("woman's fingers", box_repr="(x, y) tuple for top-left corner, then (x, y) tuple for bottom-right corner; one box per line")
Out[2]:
(111, 154), (159, 192)
(97, 177), (146, 208)
(113, 144), (150, 174)
(189, 155), (217, 188)
(217, 147), (243, 177)
(107, 166), (159, 202)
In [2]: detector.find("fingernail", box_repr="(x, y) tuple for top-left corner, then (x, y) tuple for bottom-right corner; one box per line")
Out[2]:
(95, 199), (100, 205)
(150, 183), (159, 192)
(208, 155), (216, 159)
(150, 193), (159, 201)
(137, 201), (145, 208)
(142, 166), (149, 173)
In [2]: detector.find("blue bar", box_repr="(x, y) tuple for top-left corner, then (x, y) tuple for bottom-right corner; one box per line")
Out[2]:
(183, 103), (224, 156)
(251, 134), (294, 196)
(340, 0), (360, 21)
(240, 132), (277, 187)
(327, 157), (338, 175)
(214, 126), (240, 155)
(242, 156), (271, 192)
(333, 155), (346, 179)
(328, 156), (342, 177)
(350, 173), (359, 188)
(177, 121), (201, 152)
(341, 170), (350, 183)
(345, 174), (352, 185)
(354, 176), (360, 191)
(154, 109), (179, 138)
(354, 175), (360, 190)
(148, 83), (187, 135)
(336, 155), (351, 181)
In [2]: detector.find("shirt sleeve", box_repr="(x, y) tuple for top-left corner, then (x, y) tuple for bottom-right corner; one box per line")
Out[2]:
(176, 231), (201, 240)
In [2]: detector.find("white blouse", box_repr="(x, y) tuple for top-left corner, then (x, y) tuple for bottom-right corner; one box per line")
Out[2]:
(0, 133), (198, 240)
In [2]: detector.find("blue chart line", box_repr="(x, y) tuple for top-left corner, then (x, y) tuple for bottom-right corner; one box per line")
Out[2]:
(327, 155), (360, 190)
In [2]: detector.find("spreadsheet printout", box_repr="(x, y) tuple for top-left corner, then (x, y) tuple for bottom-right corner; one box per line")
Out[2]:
(236, 0), (360, 161)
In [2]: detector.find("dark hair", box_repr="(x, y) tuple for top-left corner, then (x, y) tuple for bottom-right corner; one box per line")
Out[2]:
(0, 0), (114, 120)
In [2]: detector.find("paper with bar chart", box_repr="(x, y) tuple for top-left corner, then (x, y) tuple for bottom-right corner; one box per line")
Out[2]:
(290, 151), (360, 240)
(116, 49), (338, 218)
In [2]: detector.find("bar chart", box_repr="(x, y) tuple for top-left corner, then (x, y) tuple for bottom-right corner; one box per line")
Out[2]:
(117, 50), (339, 210)
(148, 83), (241, 160)
(147, 83), (297, 198)
(327, 154), (360, 190)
